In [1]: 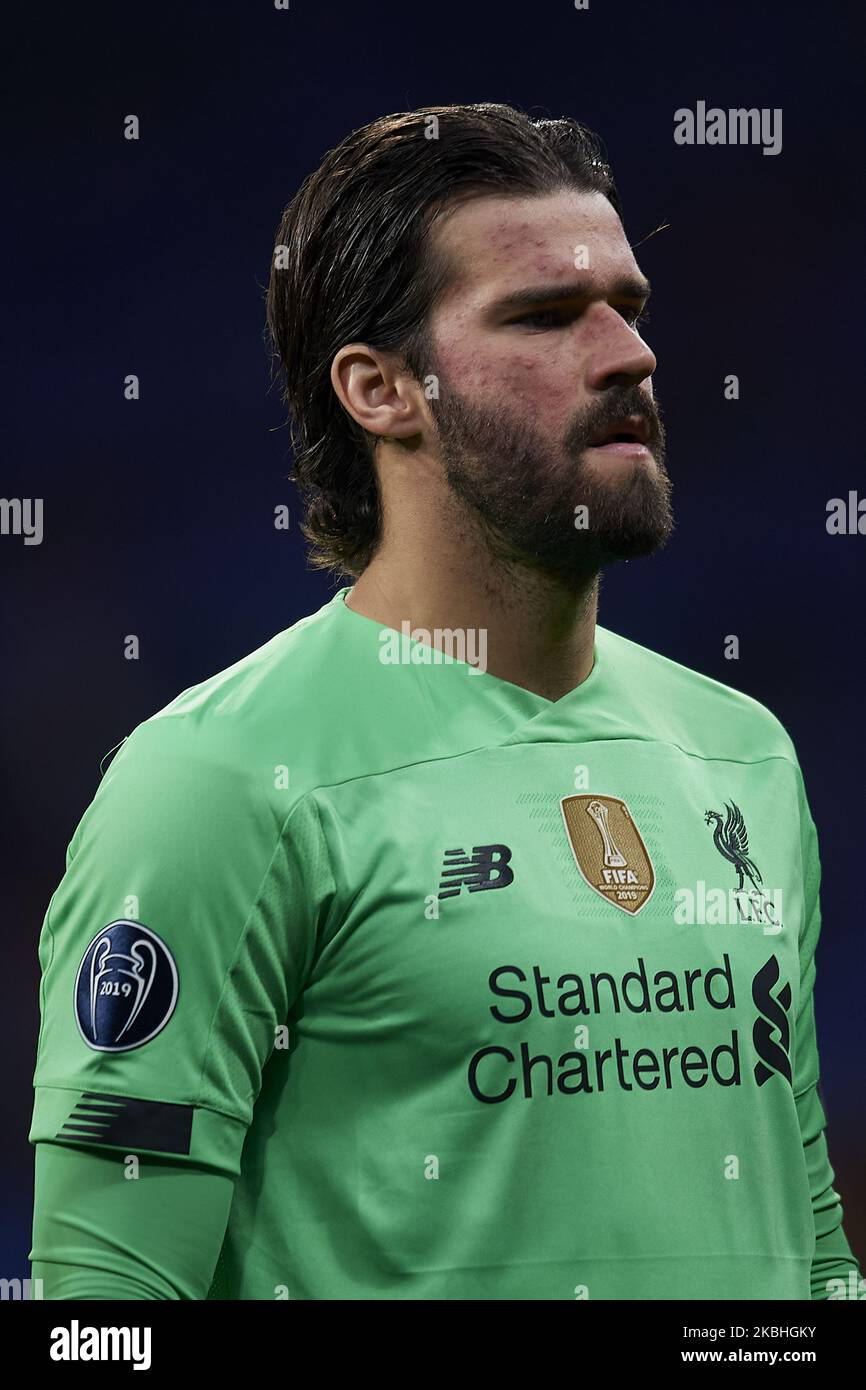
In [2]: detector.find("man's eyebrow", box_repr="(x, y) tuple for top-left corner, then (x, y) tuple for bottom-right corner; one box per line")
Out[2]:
(489, 277), (652, 315)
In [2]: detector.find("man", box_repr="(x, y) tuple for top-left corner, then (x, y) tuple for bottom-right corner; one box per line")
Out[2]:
(29, 102), (860, 1299)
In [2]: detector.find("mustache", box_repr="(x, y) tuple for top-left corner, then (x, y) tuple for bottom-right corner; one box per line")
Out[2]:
(565, 390), (665, 456)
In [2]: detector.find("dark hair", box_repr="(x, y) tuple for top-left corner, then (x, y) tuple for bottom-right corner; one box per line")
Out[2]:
(266, 102), (622, 578)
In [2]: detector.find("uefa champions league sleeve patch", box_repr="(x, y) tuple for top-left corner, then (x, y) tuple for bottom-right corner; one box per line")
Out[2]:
(74, 920), (179, 1051)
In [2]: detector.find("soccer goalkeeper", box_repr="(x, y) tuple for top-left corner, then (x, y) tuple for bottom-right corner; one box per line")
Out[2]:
(29, 102), (861, 1300)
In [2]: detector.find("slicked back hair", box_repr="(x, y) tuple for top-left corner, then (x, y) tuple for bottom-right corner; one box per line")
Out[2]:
(266, 102), (622, 578)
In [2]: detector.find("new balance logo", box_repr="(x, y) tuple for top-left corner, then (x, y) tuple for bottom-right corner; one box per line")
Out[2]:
(752, 955), (792, 1086)
(438, 844), (514, 899)
(57, 1092), (193, 1155)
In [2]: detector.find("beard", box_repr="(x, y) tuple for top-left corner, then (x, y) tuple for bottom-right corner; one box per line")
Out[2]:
(427, 374), (673, 589)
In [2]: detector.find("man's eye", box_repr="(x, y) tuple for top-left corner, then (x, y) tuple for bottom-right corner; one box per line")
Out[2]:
(513, 306), (650, 331)
(512, 308), (572, 330)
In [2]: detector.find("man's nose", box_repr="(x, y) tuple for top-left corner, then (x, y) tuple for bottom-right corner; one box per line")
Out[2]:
(583, 304), (657, 391)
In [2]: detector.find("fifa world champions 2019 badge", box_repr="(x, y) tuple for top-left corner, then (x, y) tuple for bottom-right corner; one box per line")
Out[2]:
(560, 794), (655, 915)
(74, 920), (179, 1051)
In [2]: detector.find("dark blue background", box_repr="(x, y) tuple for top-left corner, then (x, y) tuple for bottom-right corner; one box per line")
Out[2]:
(3, 0), (863, 1280)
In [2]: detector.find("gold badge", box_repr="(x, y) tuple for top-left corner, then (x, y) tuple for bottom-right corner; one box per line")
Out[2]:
(560, 794), (655, 915)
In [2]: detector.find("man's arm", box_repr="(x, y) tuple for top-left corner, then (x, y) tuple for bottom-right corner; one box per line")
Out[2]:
(29, 707), (330, 1298)
(794, 776), (861, 1300)
(30, 1142), (235, 1299)
(797, 1083), (861, 1299)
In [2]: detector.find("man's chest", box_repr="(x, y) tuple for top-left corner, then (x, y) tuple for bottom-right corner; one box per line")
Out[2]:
(303, 742), (806, 1075)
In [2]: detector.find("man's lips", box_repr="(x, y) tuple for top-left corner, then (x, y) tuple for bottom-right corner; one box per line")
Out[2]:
(585, 414), (653, 457)
(587, 439), (651, 456)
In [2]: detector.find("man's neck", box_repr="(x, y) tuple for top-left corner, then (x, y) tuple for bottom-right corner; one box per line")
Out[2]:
(345, 558), (599, 703)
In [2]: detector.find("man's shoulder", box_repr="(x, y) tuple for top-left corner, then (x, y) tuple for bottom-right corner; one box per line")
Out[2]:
(156, 596), (342, 725)
(103, 593), (355, 806)
(596, 624), (799, 767)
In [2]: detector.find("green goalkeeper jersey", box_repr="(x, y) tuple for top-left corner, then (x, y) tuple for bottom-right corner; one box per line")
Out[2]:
(29, 587), (859, 1299)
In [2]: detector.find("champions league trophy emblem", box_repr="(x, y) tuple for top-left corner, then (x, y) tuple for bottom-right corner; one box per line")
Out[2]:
(75, 919), (178, 1051)
(586, 798), (628, 869)
(89, 932), (158, 1044)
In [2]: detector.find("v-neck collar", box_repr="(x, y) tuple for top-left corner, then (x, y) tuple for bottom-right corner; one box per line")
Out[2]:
(331, 585), (605, 742)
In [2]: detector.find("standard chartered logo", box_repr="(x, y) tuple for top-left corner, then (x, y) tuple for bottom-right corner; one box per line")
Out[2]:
(467, 955), (791, 1103)
(752, 955), (792, 1086)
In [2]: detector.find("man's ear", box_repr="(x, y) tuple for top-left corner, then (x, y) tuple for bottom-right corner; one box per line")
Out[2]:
(330, 344), (425, 440)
